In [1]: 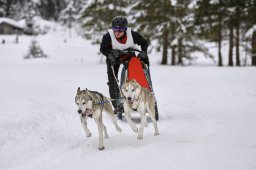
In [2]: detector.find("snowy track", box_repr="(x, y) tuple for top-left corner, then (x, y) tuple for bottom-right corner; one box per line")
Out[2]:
(1, 34), (256, 170)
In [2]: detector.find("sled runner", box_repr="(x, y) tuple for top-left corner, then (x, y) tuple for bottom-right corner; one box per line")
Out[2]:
(117, 48), (159, 121)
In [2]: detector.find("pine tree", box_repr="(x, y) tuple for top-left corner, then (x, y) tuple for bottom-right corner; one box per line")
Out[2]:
(245, 0), (256, 66)
(36, 0), (67, 20)
(59, 1), (76, 37)
(171, 0), (215, 65)
(23, 1), (39, 35)
(80, 0), (128, 44)
(194, 0), (224, 66)
(0, 0), (24, 18)
(24, 39), (47, 59)
(132, 0), (174, 65)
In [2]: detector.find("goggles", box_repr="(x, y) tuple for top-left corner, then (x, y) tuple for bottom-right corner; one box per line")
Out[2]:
(112, 27), (126, 32)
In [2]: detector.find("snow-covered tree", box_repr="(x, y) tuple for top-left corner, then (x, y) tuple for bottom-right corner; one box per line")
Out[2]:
(132, 0), (175, 65)
(0, 0), (20, 18)
(195, 0), (226, 66)
(24, 39), (47, 59)
(23, 1), (39, 35)
(79, 0), (128, 43)
(245, 0), (256, 66)
(59, 2), (76, 37)
(36, 0), (66, 20)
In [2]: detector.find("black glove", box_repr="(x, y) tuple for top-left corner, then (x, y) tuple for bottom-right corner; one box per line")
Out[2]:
(138, 51), (149, 64)
(112, 49), (123, 58)
(108, 53), (116, 66)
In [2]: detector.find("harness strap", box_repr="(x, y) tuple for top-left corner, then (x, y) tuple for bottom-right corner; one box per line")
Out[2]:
(95, 97), (125, 105)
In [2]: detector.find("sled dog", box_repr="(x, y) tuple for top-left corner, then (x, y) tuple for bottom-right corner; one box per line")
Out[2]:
(75, 87), (122, 150)
(121, 79), (160, 139)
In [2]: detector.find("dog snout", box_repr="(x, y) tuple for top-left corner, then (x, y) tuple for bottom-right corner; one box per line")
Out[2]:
(78, 110), (82, 114)
(127, 97), (132, 101)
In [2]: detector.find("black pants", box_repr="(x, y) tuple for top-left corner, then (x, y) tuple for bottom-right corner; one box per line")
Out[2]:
(106, 59), (121, 109)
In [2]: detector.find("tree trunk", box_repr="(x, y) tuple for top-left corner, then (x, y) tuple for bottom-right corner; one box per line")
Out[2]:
(6, 0), (13, 17)
(235, 6), (240, 66)
(235, 27), (240, 66)
(171, 46), (176, 65)
(218, 7), (223, 67)
(177, 38), (183, 65)
(218, 37), (223, 66)
(161, 29), (168, 65)
(252, 31), (256, 66)
(228, 25), (234, 66)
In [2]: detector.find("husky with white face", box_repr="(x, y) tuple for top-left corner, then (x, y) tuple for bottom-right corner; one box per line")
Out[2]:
(121, 79), (160, 139)
(75, 87), (122, 150)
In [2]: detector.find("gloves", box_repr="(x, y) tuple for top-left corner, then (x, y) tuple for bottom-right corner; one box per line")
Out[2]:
(138, 51), (149, 64)
(108, 53), (116, 66)
(108, 49), (123, 66)
(112, 49), (123, 58)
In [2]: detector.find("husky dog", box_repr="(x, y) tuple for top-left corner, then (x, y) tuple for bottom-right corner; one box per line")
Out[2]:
(75, 87), (122, 150)
(121, 79), (160, 139)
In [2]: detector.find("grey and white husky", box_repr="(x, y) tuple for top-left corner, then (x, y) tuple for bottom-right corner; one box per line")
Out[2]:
(121, 79), (160, 139)
(75, 87), (122, 150)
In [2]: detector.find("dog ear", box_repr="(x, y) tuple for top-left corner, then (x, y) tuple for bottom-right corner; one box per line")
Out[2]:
(132, 79), (137, 83)
(124, 76), (127, 82)
(77, 87), (81, 95)
(133, 79), (140, 88)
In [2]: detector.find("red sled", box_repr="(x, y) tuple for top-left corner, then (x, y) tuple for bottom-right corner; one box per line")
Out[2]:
(128, 57), (151, 91)
(119, 53), (159, 121)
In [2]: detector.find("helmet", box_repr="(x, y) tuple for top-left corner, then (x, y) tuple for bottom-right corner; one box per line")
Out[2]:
(112, 16), (128, 28)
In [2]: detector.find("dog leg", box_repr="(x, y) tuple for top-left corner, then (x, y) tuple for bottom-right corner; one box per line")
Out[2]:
(110, 113), (122, 132)
(105, 109), (122, 132)
(81, 118), (91, 137)
(103, 124), (109, 138)
(147, 105), (160, 136)
(124, 111), (138, 133)
(94, 112), (105, 150)
(137, 112), (147, 140)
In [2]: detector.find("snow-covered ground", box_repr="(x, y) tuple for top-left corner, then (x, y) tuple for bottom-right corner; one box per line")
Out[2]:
(0, 28), (256, 170)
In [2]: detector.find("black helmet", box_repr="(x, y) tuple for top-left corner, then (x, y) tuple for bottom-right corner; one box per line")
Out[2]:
(112, 16), (128, 28)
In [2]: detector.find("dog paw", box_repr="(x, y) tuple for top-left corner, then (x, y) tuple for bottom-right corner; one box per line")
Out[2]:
(98, 146), (105, 150)
(86, 133), (92, 137)
(133, 127), (138, 133)
(116, 127), (122, 132)
(137, 135), (143, 140)
(154, 132), (160, 136)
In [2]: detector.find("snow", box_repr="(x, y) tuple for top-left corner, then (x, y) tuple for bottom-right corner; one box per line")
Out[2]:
(245, 24), (256, 39)
(1, 27), (256, 170)
(0, 17), (23, 29)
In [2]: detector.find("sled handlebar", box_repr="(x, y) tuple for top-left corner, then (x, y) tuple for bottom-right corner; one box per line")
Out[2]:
(119, 48), (142, 58)
(111, 48), (142, 58)
(122, 48), (142, 53)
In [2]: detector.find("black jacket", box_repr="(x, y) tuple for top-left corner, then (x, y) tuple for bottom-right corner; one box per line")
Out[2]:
(100, 30), (148, 57)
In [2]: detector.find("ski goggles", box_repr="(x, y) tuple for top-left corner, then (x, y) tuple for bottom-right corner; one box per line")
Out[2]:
(112, 27), (126, 32)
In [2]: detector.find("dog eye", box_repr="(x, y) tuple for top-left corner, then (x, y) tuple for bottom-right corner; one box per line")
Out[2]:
(82, 102), (86, 105)
(125, 89), (128, 92)
(76, 102), (79, 105)
(132, 89), (135, 92)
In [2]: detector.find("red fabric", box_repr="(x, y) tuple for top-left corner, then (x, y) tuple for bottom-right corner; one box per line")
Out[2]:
(117, 35), (127, 44)
(128, 57), (151, 91)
